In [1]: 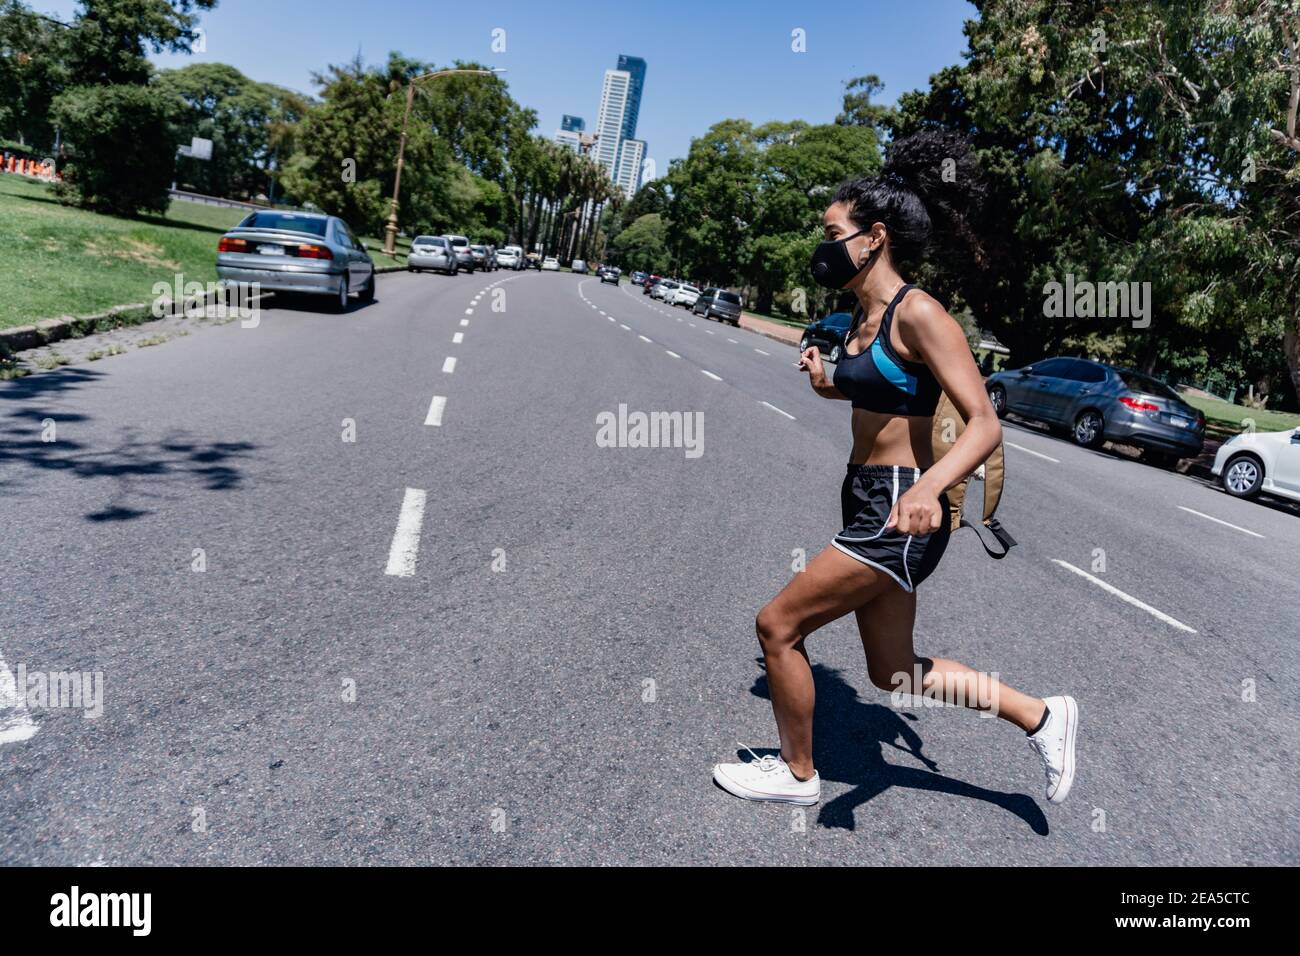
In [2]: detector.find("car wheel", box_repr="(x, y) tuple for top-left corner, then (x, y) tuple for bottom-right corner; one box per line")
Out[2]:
(1072, 409), (1105, 449)
(1222, 454), (1264, 498)
(829, 344), (843, 364)
(989, 385), (1008, 419)
(330, 276), (350, 313)
(799, 335), (811, 352)
(359, 273), (376, 304)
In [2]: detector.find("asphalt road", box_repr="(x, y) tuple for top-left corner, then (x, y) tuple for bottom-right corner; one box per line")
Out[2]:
(1, 270), (1296, 865)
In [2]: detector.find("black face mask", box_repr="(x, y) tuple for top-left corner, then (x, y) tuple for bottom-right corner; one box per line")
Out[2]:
(810, 228), (872, 290)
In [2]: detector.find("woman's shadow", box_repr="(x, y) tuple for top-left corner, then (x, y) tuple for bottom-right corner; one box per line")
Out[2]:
(746, 661), (1048, 834)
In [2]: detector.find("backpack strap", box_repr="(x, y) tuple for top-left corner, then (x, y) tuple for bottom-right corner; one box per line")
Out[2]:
(963, 517), (1017, 559)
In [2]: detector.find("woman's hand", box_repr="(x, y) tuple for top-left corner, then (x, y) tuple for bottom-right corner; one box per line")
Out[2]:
(797, 347), (827, 388)
(886, 485), (945, 536)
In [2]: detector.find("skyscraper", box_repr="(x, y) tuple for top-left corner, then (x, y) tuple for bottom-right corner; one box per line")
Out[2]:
(615, 55), (646, 144)
(593, 68), (631, 177)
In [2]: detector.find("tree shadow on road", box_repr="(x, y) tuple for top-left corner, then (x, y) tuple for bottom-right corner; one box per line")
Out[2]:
(1, 366), (256, 521)
(746, 661), (1048, 835)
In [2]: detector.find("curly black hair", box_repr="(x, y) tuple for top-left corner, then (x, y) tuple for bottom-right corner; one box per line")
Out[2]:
(833, 128), (987, 268)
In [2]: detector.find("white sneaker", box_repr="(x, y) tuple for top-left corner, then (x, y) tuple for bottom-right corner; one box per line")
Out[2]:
(1029, 696), (1078, 803)
(712, 744), (821, 806)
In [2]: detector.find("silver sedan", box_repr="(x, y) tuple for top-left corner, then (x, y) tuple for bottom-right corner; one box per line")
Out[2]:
(408, 236), (457, 275)
(217, 210), (375, 313)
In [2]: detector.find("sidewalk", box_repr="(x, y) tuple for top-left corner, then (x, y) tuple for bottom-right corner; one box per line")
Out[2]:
(738, 311), (804, 348)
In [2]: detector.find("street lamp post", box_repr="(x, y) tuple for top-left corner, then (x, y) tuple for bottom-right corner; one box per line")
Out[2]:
(383, 68), (504, 257)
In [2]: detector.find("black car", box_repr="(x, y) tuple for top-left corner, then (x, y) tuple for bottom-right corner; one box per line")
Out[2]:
(798, 312), (855, 362)
(692, 288), (743, 325)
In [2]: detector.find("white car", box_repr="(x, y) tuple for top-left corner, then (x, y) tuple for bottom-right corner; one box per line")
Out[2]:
(1212, 426), (1300, 503)
(651, 280), (678, 300)
(666, 284), (701, 308)
(497, 245), (524, 270)
(541, 257), (560, 271)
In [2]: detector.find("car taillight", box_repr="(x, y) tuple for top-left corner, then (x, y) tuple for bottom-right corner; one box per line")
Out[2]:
(218, 237), (249, 253)
(293, 244), (333, 260)
(1119, 396), (1160, 412)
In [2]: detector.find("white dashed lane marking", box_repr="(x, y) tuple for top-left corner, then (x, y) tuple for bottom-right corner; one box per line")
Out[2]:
(1006, 441), (1060, 464)
(1177, 506), (1264, 539)
(761, 401), (796, 420)
(1051, 559), (1197, 634)
(453, 333), (464, 344)
(701, 370), (722, 382)
(384, 488), (428, 578)
(442, 357), (457, 374)
(424, 395), (447, 426)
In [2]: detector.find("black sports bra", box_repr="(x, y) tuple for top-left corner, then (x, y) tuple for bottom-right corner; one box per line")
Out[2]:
(832, 284), (942, 417)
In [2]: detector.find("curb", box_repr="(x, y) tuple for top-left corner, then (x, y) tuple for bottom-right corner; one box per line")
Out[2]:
(0, 287), (275, 355)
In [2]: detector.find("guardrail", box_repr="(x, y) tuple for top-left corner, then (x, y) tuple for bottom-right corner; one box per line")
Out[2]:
(168, 189), (271, 211)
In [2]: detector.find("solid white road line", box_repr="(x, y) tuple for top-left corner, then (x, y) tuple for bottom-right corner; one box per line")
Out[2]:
(761, 401), (796, 420)
(385, 488), (428, 578)
(453, 332), (464, 344)
(701, 370), (722, 381)
(1007, 441), (1061, 464)
(1051, 559), (1197, 634)
(424, 395), (447, 426)
(1177, 506), (1265, 538)
(442, 357), (457, 374)
(0, 651), (38, 745)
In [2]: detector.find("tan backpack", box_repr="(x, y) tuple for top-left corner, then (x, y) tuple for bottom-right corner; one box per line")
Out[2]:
(930, 392), (1017, 558)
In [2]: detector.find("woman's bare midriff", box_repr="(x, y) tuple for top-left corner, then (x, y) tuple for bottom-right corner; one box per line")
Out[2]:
(848, 408), (935, 468)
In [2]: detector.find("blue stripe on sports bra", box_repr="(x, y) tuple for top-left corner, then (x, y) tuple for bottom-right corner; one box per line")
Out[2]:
(869, 336), (918, 395)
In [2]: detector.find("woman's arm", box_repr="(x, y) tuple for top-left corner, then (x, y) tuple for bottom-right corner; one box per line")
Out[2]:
(887, 294), (1002, 534)
(797, 346), (850, 400)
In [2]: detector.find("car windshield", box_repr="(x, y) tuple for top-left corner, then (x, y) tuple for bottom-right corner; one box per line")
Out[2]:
(414, 236), (443, 246)
(1117, 369), (1181, 400)
(683, 286), (699, 294)
(239, 212), (329, 237)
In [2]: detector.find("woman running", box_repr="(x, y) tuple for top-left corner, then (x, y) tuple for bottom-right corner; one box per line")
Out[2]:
(712, 129), (1077, 808)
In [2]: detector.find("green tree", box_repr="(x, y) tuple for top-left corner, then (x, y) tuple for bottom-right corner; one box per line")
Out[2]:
(157, 62), (308, 199)
(0, 0), (66, 151)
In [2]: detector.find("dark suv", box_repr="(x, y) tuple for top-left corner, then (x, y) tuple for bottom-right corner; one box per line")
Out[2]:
(798, 312), (854, 363)
(692, 288), (744, 325)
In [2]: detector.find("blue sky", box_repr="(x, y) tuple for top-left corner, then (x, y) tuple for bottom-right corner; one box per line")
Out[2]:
(35, 0), (975, 168)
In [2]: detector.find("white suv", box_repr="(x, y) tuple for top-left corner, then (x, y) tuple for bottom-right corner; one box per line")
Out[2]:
(666, 284), (701, 308)
(497, 245), (524, 270)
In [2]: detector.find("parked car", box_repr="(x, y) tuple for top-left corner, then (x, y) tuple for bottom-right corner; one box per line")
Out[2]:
(1213, 427), (1300, 503)
(630, 271), (647, 284)
(598, 266), (620, 284)
(445, 235), (476, 272)
(651, 279), (678, 301)
(497, 245), (524, 270)
(571, 259), (589, 274)
(665, 283), (701, 308)
(985, 358), (1206, 463)
(798, 311), (854, 363)
(541, 257), (560, 271)
(408, 235), (457, 275)
(642, 275), (662, 295)
(217, 210), (374, 313)
(692, 288), (744, 324)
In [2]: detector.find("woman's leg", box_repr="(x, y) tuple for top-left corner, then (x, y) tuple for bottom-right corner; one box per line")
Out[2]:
(853, 585), (1047, 732)
(755, 545), (895, 780)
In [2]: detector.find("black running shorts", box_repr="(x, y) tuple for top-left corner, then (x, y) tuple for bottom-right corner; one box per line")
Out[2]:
(832, 465), (951, 592)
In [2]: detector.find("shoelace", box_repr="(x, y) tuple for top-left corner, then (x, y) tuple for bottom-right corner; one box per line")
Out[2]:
(1029, 730), (1061, 783)
(738, 742), (783, 773)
